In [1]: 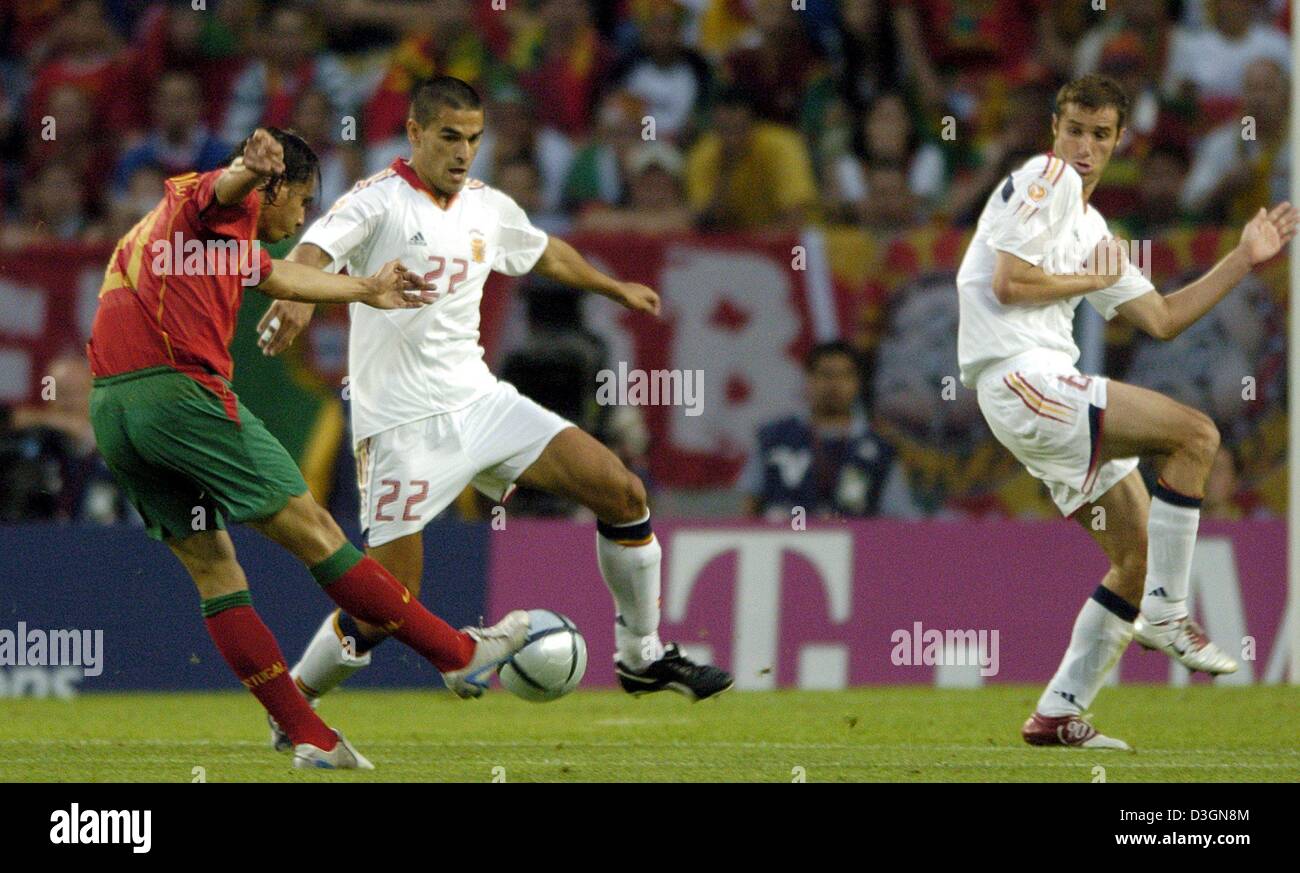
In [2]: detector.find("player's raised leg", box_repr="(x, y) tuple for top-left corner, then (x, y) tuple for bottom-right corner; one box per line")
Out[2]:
(1094, 380), (1238, 674)
(1022, 471), (1148, 749)
(289, 532), (424, 706)
(251, 494), (528, 703)
(167, 528), (372, 769)
(516, 427), (733, 700)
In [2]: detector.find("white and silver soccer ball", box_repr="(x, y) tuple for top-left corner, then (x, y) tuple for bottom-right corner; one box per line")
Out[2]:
(497, 609), (587, 702)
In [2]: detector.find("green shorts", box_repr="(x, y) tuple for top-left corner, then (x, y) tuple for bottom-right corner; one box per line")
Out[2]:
(90, 367), (309, 541)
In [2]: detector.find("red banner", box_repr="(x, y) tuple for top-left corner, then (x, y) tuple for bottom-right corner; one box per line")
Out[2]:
(0, 244), (111, 403)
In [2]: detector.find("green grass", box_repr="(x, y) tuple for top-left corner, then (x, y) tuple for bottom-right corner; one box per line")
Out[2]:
(1, 686), (1296, 782)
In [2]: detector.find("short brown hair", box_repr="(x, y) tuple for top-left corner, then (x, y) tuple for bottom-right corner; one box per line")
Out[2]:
(1055, 74), (1129, 131)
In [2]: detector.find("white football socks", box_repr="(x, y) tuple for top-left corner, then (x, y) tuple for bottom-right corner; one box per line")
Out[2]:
(1142, 489), (1202, 625)
(596, 512), (665, 671)
(290, 610), (372, 700)
(1037, 590), (1135, 717)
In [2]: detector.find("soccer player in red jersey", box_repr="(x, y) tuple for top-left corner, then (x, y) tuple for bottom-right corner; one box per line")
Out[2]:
(87, 127), (530, 769)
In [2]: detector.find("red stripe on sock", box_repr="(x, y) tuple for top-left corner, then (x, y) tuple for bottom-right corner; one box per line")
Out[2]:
(204, 605), (335, 750)
(325, 557), (474, 672)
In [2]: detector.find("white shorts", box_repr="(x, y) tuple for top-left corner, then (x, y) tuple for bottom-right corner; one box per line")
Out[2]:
(977, 362), (1138, 516)
(355, 381), (574, 546)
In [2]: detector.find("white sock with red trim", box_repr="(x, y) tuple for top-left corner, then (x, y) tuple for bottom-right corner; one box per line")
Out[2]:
(596, 512), (664, 671)
(291, 610), (372, 700)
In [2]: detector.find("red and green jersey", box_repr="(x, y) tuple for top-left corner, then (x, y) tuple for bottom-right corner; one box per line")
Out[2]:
(87, 169), (274, 420)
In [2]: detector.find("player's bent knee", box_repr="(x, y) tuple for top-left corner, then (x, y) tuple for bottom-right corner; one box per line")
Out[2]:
(619, 471), (648, 522)
(1181, 410), (1220, 466)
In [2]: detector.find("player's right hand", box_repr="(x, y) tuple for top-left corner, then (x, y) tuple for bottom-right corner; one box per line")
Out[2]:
(257, 300), (316, 356)
(1083, 237), (1129, 288)
(363, 259), (436, 310)
(243, 128), (286, 178)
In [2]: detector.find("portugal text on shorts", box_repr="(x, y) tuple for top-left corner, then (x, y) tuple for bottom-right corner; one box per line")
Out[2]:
(0, 623), (103, 677)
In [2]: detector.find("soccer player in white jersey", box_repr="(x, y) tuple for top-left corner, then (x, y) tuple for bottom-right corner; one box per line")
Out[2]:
(956, 75), (1296, 749)
(256, 77), (733, 728)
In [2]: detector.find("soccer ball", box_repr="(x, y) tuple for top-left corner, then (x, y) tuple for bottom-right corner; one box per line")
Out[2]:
(497, 609), (587, 702)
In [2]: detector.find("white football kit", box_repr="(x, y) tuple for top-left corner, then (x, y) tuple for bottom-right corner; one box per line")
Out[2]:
(956, 153), (1154, 515)
(301, 158), (573, 545)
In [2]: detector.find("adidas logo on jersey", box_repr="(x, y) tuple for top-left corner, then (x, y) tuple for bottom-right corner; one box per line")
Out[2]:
(409, 232), (427, 245)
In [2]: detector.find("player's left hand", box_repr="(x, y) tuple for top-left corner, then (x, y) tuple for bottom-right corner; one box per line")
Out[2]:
(613, 282), (660, 316)
(363, 259), (436, 309)
(1238, 201), (1298, 266)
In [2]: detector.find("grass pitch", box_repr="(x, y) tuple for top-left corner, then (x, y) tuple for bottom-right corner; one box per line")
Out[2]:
(1, 685), (1295, 782)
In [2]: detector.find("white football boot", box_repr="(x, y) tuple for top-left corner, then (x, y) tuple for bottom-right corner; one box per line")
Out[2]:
(441, 610), (531, 699)
(292, 730), (374, 770)
(1133, 614), (1238, 675)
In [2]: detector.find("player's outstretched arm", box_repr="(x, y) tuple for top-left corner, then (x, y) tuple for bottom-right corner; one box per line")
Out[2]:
(1116, 201), (1297, 341)
(257, 243), (329, 355)
(533, 237), (661, 316)
(991, 238), (1128, 306)
(259, 258), (433, 308)
(215, 128), (284, 206)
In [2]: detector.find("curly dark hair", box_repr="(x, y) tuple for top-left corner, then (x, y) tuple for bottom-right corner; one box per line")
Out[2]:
(222, 127), (321, 203)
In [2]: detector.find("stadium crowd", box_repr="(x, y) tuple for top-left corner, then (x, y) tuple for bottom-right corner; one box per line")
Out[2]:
(0, 0), (1292, 522)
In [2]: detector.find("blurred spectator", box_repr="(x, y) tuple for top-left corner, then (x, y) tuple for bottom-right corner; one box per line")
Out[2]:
(0, 352), (130, 523)
(131, 1), (251, 129)
(827, 91), (947, 221)
(561, 91), (646, 212)
(113, 71), (230, 193)
(291, 87), (364, 211)
(856, 161), (924, 231)
(361, 2), (501, 151)
(25, 83), (117, 217)
(614, 0), (711, 143)
(221, 3), (354, 146)
(513, 0), (615, 140)
(1164, 0), (1290, 114)
(1037, 1), (1099, 80)
(740, 341), (920, 519)
(833, 0), (902, 113)
(1113, 146), (1195, 240)
(103, 163), (166, 241)
(686, 88), (817, 231)
(1182, 58), (1290, 223)
(945, 78), (1054, 225)
(722, 0), (829, 128)
(575, 141), (692, 234)
(458, 90), (575, 214)
(1, 162), (104, 249)
(890, 0), (1044, 118)
(495, 157), (571, 234)
(1083, 31), (1195, 219)
(1074, 0), (1177, 81)
(24, 0), (134, 138)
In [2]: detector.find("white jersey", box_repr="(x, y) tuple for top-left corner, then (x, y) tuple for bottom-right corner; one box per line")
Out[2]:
(956, 153), (1154, 387)
(301, 159), (549, 444)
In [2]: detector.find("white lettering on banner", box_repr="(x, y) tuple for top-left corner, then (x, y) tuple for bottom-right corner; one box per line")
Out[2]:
(666, 530), (852, 690)
(0, 666), (83, 698)
(661, 249), (805, 455)
(1175, 538), (1253, 686)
